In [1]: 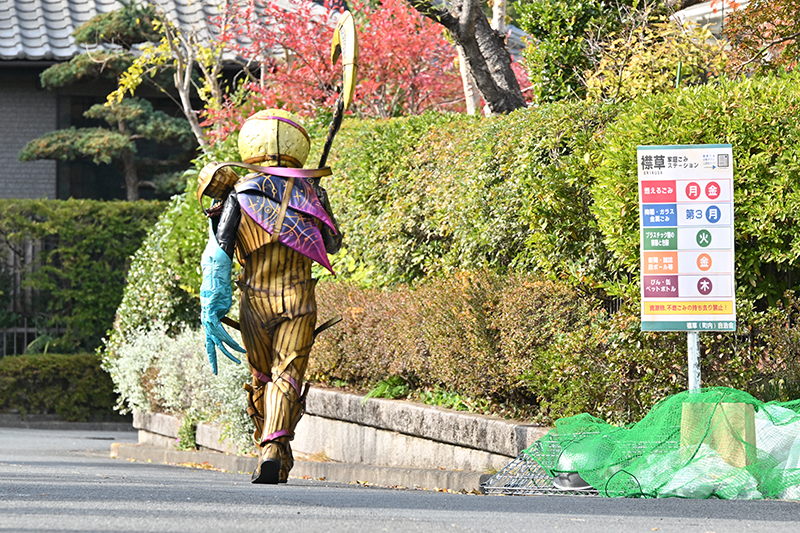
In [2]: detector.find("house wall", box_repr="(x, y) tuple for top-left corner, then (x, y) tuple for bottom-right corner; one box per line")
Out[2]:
(0, 68), (57, 199)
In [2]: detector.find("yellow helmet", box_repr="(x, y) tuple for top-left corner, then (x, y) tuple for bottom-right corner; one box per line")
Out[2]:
(238, 109), (310, 168)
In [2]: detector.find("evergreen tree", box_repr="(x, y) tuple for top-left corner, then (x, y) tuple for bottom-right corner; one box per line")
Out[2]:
(19, 0), (196, 201)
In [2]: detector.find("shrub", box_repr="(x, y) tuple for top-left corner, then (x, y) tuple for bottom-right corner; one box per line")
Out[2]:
(102, 323), (253, 451)
(310, 271), (598, 418)
(584, 21), (727, 103)
(104, 135), (242, 357)
(106, 76), (800, 429)
(107, 194), (203, 355)
(0, 199), (165, 352)
(530, 292), (800, 425)
(103, 270), (800, 433)
(593, 74), (800, 305)
(109, 102), (621, 344)
(326, 102), (621, 292)
(515, 0), (614, 102)
(0, 352), (125, 422)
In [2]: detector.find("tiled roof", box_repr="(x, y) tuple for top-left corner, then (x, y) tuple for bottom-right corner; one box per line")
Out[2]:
(0, 0), (327, 61)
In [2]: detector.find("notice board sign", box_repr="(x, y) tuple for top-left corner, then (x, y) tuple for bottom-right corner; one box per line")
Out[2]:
(638, 144), (736, 332)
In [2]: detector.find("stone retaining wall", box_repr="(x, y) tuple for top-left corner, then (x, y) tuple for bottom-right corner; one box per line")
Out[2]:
(134, 387), (549, 474)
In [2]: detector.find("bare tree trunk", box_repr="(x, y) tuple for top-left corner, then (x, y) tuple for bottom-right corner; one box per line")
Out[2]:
(160, 16), (211, 153)
(457, 45), (481, 115)
(492, 0), (507, 33)
(122, 151), (139, 201)
(407, 0), (526, 114)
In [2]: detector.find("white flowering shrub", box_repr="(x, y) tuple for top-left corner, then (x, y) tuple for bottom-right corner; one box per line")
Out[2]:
(102, 322), (255, 452)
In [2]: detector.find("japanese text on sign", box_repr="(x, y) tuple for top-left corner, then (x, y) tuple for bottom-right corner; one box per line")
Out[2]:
(638, 144), (736, 332)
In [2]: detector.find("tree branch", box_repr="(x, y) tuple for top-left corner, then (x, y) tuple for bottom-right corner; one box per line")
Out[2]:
(406, 0), (457, 29)
(735, 31), (800, 73)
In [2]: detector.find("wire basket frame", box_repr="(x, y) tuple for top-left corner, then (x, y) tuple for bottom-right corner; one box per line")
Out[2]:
(480, 452), (599, 496)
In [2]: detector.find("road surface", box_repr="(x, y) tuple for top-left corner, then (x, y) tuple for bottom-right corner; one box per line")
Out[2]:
(1, 428), (799, 532)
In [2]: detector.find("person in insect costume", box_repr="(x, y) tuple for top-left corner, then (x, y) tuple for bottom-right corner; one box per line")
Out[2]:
(195, 12), (357, 485)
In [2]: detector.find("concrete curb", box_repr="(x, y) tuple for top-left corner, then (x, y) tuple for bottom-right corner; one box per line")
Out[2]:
(124, 388), (550, 492)
(111, 443), (490, 491)
(305, 388), (548, 457)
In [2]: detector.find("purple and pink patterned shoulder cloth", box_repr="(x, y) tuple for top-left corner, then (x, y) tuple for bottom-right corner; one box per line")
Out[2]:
(235, 174), (337, 274)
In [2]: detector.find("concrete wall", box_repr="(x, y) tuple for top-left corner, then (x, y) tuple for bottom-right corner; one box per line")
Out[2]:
(133, 388), (550, 475)
(0, 68), (57, 199)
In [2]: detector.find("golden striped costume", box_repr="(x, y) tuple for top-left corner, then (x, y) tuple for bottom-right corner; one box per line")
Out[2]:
(198, 109), (339, 484)
(237, 204), (317, 483)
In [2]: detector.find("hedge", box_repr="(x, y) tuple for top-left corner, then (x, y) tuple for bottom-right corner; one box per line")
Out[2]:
(593, 74), (800, 304)
(325, 102), (622, 290)
(0, 199), (165, 352)
(103, 270), (800, 439)
(0, 352), (126, 422)
(104, 73), (800, 429)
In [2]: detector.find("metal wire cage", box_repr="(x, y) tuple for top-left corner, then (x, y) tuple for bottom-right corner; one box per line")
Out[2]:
(481, 449), (599, 497)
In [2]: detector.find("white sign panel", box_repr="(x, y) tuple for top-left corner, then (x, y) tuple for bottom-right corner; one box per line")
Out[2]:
(638, 144), (736, 332)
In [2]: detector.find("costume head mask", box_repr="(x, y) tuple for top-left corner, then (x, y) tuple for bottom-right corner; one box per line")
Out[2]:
(238, 109), (310, 169)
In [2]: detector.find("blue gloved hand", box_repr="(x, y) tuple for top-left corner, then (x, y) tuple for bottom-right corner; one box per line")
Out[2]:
(200, 223), (245, 374)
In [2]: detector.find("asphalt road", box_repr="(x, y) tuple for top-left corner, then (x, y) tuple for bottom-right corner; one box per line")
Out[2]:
(1, 428), (800, 532)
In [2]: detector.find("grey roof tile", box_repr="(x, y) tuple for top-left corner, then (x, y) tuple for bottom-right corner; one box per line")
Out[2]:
(0, 0), (227, 61)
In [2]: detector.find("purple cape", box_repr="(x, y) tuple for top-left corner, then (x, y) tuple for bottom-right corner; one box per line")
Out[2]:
(235, 175), (336, 274)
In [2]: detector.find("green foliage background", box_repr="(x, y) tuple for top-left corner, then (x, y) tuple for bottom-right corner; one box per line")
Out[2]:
(515, 0), (612, 102)
(326, 102), (622, 291)
(0, 353), (126, 422)
(593, 75), (800, 304)
(0, 199), (165, 352)
(106, 73), (800, 430)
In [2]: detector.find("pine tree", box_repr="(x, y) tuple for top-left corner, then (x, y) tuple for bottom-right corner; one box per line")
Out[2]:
(19, 0), (196, 201)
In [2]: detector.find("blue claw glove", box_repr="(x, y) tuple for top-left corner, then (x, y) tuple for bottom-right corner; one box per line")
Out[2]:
(200, 223), (245, 374)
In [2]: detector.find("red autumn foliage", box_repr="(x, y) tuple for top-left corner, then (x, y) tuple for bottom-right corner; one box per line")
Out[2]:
(204, 0), (466, 142)
(714, 0), (800, 74)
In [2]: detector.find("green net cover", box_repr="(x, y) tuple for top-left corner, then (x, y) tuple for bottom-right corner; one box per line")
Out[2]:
(523, 387), (800, 499)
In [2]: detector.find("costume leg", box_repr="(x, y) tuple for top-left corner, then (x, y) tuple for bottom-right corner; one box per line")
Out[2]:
(239, 284), (283, 447)
(263, 311), (315, 482)
(240, 271), (316, 484)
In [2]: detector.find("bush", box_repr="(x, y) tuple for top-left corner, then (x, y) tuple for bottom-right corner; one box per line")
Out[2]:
(104, 268), (800, 432)
(313, 275), (800, 424)
(593, 74), (800, 305)
(0, 352), (126, 422)
(104, 135), (243, 356)
(326, 102), (621, 292)
(106, 194), (204, 355)
(108, 103), (621, 344)
(310, 271), (598, 419)
(531, 291), (800, 425)
(515, 0), (614, 102)
(106, 76), (800, 428)
(0, 199), (165, 352)
(102, 324), (252, 451)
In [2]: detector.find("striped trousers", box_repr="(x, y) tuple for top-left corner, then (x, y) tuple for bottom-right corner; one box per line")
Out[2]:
(238, 241), (316, 452)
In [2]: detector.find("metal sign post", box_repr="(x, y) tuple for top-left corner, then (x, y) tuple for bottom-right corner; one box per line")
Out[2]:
(637, 144), (736, 391)
(687, 331), (701, 392)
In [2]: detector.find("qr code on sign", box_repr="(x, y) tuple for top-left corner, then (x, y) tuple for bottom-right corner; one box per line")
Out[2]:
(718, 154), (730, 168)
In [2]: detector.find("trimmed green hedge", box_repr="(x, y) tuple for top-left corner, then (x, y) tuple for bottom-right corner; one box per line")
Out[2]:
(106, 73), (800, 428)
(0, 199), (165, 352)
(0, 353), (127, 421)
(593, 74), (800, 304)
(326, 102), (622, 290)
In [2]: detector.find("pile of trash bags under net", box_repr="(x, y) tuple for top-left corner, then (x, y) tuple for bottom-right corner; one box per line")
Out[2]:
(524, 387), (800, 499)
